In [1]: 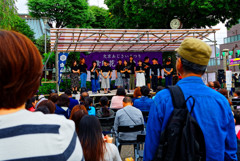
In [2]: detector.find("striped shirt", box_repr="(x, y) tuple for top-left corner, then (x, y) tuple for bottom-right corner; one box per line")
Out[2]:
(0, 110), (84, 161)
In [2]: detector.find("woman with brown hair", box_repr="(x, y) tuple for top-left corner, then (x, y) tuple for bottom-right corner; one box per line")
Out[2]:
(78, 58), (88, 88)
(71, 109), (88, 132)
(0, 30), (83, 160)
(132, 87), (142, 104)
(37, 100), (56, 113)
(78, 115), (121, 161)
(69, 104), (87, 119)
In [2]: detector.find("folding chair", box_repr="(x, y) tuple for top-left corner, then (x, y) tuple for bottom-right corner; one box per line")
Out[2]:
(98, 116), (115, 135)
(135, 133), (146, 161)
(115, 124), (145, 160)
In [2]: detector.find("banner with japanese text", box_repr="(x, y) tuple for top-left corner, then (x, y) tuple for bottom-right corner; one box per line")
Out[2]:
(80, 52), (163, 69)
(58, 52), (69, 85)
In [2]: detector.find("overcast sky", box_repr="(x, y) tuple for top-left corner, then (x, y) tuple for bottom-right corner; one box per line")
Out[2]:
(15, 0), (227, 45)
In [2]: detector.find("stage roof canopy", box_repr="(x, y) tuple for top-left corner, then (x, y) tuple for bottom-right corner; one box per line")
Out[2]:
(50, 28), (219, 52)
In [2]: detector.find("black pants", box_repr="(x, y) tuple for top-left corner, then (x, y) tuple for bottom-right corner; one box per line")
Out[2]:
(158, 78), (162, 86)
(152, 76), (158, 91)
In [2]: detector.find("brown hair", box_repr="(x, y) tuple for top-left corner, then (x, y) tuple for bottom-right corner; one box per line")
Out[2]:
(219, 89), (232, 105)
(71, 109), (88, 132)
(56, 94), (70, 107)
(133, 87), (142, 98)
(69, 105), (87, 119)
(37, 100), (56, 113)
(78, 116), (105, 161)
(0, 30), (42, 109)
(213, 81), (221, 89)
(48, 93), (58, 104)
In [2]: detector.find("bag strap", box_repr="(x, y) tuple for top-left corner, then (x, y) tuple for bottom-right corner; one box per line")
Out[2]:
(123, 108), (137, 125)
(167, 85), (186, 109)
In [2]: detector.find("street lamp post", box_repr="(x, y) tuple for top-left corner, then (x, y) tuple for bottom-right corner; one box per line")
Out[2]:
(42, 17), (48, 80)
(42, 17), (48, 54)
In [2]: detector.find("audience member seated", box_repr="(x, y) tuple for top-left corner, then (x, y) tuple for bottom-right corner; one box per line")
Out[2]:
(48, 93), (58, 104)
(132, 87), (142, 104)
(37, 100), (56, 113)
(25, 97), (37, 112)
(0, 30), (83, 160)
(96, 96), (114, 118)
(152, 86), (164, 99)
(35, 95), (47, 108)
(35, 105), (50, 114)
(114, 97), (144, 141)
(84, 97), (96, 115)
(55, 94), (70, 118)
(79, 92), (89, 105)
(213, 81), (221, 91)
(234, 90), (240, 98)
(78, 115), (121, 161)
(207, 81), (214, 89)
(219, 89), (232, 106)
(71, 109), (88, 132)
(134, 86), (154, 112)
(69, 104), (88, 119)
(65, 89), (79, 111)
(110, 87), (126, 109)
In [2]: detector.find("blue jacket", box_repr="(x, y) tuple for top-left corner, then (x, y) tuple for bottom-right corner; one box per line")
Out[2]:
(55, 105), (69, 118)
(134, 96), (154, 112)
(88, 106), (96, 116)
(144, 76), (237, 161)
(69, 98), (79, 111)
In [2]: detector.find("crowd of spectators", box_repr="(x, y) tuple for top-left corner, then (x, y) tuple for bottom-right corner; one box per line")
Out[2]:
(1, 30), (239, 161)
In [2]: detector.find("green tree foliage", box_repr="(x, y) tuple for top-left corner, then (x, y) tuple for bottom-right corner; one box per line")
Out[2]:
(0, 0), (17, 30)
(66, 52), (80, 68)
(28, 0), (94, 28)
(90, 6), (108, 29)
(35, 35), (51, 55)
(12, 16), (36, 42)
(105, 0), (240, 29)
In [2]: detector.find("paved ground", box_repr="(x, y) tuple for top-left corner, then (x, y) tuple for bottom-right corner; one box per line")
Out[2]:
(120, 145), (134, 160)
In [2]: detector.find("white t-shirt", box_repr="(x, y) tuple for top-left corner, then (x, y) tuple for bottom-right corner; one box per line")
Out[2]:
(0, 109), (83, 161)
(103, 143), (122, 161)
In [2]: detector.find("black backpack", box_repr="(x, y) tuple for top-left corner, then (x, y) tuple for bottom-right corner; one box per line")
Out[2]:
(153, 85), (206, 161)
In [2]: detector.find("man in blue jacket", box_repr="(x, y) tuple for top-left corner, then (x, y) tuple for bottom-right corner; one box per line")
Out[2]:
(144, 38), (237, 161)
(134, 86), (154, 112)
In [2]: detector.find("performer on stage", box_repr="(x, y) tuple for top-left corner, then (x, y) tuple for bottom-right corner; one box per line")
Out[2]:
(136, 60), (145, 87)
(107, 61), (112, 93)
(128, 56), (136, 90)
(143, 57), (151, 89)
(150, 58), (161, 92)
(163, 57), (173, 87)
(121, 60), (131, 93)
(70, 60), (80, 94)
(115, 59), (123, 88)
(90, 61), (99, 94)
(78, 58), (88, 88)
(100, 60), (111, 94)
(157, 59), (163, 86)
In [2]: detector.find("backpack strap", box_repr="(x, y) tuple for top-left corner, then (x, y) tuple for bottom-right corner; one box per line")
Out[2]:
(167, 85), (186, 109)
